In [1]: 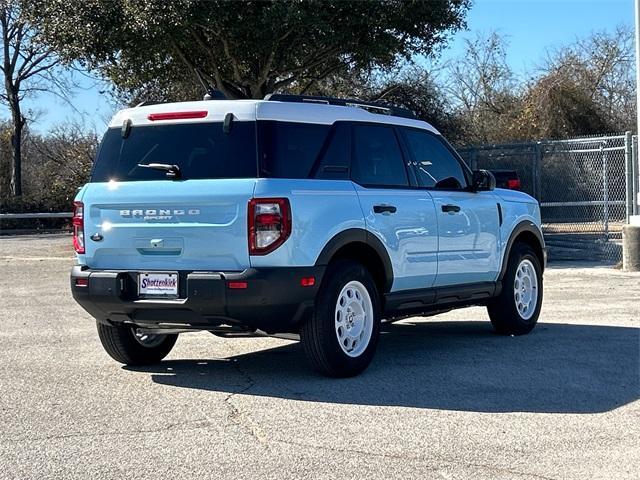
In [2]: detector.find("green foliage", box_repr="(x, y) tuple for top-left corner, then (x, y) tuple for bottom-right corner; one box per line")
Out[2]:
(28, 0), (470, 102)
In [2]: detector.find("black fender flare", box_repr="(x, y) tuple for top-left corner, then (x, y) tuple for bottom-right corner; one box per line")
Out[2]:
(315, 228), (394, 292)
(498, 220), (546, 282)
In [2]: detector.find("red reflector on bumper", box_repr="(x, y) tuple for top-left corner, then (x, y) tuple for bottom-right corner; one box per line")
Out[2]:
(228, 281), (248, 290)
(75, 278), (89, 287)
(300, 277), (315, 287)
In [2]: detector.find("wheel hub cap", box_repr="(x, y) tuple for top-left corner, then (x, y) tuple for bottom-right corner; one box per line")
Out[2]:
(335, 281), (373, 358)
(514, 259), (538, 320)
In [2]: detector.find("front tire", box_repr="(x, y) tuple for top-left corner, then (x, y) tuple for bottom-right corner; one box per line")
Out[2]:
(301, 260), (381, 377)
(488, 242), (543, 335)
(97, 322), (178, 365)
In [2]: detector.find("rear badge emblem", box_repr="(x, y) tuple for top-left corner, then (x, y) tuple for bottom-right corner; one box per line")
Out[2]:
(90, 233), (104, 242)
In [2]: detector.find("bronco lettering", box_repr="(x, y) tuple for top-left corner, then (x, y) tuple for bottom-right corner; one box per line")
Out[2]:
(120, 208), (201, 219)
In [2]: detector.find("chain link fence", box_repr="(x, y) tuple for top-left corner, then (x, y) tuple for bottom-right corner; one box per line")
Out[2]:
(459, 133), (639, 264)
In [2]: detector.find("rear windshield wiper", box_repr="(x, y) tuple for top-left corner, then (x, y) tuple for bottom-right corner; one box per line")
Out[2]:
(137, 163), (182, 180)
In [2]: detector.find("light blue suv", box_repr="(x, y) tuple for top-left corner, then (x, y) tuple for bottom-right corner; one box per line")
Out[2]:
(70, 94), (546, 377)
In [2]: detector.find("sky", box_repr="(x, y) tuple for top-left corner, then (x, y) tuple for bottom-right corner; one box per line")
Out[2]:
(6, 0), (636, 134)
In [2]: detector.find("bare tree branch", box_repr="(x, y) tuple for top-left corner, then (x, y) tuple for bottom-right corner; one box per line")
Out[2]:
(0, 1), (70, 197)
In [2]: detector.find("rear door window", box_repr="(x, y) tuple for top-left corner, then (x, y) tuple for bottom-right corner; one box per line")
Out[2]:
(312, 123), (351, 180)
(351, 124), (409, 187)
(402, 129), (468, 189)
(258, 121), (331, 178)
(91, 122), (257, 182)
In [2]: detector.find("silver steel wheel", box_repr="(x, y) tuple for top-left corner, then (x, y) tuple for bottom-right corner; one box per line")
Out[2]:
(132, 328), (167, 348)
(334, 280), (374, 358)
(514, 259), (538, 320)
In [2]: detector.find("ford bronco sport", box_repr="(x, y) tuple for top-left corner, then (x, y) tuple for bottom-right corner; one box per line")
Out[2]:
(70, 94), (546, 377)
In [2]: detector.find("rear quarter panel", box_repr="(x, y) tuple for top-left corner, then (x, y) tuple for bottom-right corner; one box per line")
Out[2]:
(250, 179), (365, 267)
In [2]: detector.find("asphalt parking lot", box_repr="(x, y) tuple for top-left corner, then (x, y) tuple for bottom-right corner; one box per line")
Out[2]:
(1, 235), (638, 480)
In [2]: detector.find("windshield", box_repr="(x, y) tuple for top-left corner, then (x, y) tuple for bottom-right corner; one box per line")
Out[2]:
(91, 122), (257, 182)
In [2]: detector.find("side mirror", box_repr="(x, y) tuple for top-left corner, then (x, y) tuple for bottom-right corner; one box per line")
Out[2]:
(471, 169), (496, 191)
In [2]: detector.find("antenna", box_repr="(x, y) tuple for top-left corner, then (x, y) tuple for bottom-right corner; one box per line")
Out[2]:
(194, 68), (226, 100)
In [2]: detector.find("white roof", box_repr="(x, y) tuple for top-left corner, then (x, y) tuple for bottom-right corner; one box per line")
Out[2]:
(109, 99), (440, 134)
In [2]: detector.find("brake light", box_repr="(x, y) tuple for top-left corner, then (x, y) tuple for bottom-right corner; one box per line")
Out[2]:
(72, 201), (85, 254)
(507, 178), (521, 190)
(147, 111), (208, 121)
(248, 198), (291, 255)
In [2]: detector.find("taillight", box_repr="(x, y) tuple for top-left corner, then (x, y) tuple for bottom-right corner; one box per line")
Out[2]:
(72, 201), (85, 254)
(248, 198), (291, 255)
(507, 178), (521, 190)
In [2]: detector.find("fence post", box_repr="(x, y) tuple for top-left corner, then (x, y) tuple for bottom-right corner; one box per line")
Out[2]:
(602, 143), (609, 239)
(625, 131), (633, 222)
(470, 149), (478, 171)
(533, 143), (542, 201)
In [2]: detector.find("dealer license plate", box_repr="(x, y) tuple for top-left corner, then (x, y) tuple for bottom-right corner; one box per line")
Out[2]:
(138, 272), (178, 297)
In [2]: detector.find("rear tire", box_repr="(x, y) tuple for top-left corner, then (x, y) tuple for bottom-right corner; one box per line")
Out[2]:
(97, 322), (178, 365)
(301, 260), (381, 377)
(488, 242), (543, 335)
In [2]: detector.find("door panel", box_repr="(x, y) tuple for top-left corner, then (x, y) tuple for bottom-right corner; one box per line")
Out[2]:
(430, 190), (501, 286)
(354, 186), (438, 292)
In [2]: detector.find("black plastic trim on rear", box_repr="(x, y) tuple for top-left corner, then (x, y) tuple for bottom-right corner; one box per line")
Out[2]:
(70, 265), (325, 334)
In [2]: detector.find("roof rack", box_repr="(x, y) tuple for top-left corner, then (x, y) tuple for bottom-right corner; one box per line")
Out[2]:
(264, 94), (416, 119)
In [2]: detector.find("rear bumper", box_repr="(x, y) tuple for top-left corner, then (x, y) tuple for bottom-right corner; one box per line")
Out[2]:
(70, 265), (324, 333)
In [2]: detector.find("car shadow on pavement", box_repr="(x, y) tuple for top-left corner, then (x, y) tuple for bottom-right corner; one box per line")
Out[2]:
(126, 320), (640, 414)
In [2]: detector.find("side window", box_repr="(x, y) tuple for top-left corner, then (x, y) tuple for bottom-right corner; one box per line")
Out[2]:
(313, 123), (351, 180)
(351, 124), (409, 187)
(259, 121), (330, 178)
(403, 129), (467, 189)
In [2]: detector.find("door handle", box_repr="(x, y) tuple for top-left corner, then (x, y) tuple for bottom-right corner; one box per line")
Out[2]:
(373, 205), (397, 214)
(441, 204), (461, 213)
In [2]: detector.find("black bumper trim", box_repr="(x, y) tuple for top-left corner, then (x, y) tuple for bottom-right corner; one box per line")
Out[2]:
(70, 265), (324, 334)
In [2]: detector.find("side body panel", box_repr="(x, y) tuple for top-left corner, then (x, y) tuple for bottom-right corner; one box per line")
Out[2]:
(495, 188), (543, 275)
(353, 185), (439, 292)
(250, 179), (366, 268)
(430, 190), (501, 287)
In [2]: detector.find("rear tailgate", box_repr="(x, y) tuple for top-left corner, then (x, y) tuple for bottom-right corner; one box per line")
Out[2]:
(81, 179), (256, 271)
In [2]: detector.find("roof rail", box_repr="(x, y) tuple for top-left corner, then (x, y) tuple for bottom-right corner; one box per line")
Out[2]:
(264, 94), (416, 119)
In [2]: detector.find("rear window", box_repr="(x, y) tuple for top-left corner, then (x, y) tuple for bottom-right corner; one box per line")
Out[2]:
(91, 122), (257, 182)
(258, 121), (331, 178)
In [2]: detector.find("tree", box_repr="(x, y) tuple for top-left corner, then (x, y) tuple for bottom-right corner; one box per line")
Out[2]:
(304, 66), (459, 139)
(29, 0), (470, 103)
(25, 124), (97, 209)
(513, 72), (613, 140)
(0, 0), (68, 197)
(508, 26), (634, 140)
(444, 31), (523, 144)
(537, 25), (634, 135)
